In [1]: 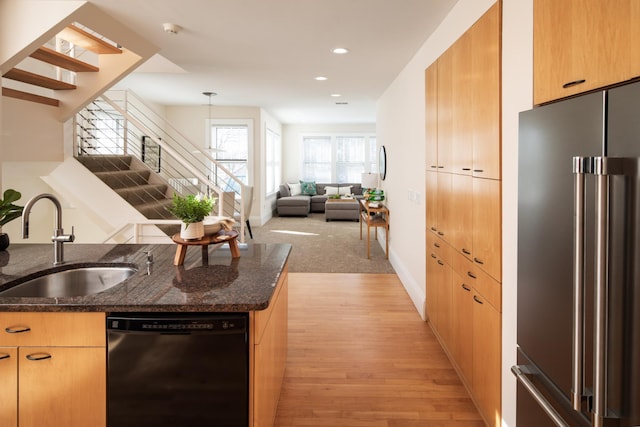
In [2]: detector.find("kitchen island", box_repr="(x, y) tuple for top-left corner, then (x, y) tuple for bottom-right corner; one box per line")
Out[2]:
(0, 242), (291, 427)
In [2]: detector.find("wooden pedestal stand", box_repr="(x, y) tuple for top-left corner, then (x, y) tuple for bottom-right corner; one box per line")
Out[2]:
(172, 230), (240, 266)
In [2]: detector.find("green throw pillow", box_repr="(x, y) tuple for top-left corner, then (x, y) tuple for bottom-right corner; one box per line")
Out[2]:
(299, 180), (317, 195)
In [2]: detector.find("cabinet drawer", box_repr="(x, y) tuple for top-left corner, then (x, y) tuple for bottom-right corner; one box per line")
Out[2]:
(467, 265), (501, 313)
(0, 312), (105, 347)
(426, 231), (449, 261)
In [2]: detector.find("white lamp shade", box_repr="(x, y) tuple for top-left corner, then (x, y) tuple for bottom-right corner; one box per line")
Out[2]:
(361, 173), (378, 190)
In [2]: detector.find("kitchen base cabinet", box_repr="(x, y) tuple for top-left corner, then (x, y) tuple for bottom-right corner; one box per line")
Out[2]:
(0, 312), (106, 427)
(0, 347), (17, 427)
(19, 347), (106, 427)
(472, 291), (501, 427)
(251, 266), (289, 427)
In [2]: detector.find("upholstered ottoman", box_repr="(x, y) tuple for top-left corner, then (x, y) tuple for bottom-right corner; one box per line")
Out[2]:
(277, 196), (310, 216)
(325, 198), (360, 221)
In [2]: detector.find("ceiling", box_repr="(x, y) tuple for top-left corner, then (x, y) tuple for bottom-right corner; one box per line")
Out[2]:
(54, 0), (458, 124)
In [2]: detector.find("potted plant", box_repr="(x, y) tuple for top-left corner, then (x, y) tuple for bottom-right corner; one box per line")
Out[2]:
(0, 189), (24, 251)
(167, 193), (215, 240)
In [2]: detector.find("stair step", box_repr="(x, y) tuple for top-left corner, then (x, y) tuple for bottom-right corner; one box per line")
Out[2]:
(95, 169), (151, 189)
(30, 46), (99, 72)
(3, 68), (76, 90)
(57, 25), (123, 55)
(116, 184), (168, 205)
(1, 87), (59, 106)
(135, 199), (175, 219)
(77, 155), (132, 172)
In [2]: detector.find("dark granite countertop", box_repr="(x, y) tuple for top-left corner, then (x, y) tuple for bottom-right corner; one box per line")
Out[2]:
(0, 242), (291, 312)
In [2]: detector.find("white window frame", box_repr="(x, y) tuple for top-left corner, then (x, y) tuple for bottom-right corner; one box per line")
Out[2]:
(300, 133), (377, 182)
(205, 118), (254, 191)
(265, 127), (281, 196)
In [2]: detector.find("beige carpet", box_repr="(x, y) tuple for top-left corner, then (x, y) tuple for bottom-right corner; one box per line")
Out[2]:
(250, 213), (395, 273)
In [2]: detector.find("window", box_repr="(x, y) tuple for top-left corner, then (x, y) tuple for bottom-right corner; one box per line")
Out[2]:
(79, 109), (125, 155)
(266, 128), (281, 195)
(301, 136), (332, 182)
(301, 134), (376, 182)
(208, 119), (252, 193)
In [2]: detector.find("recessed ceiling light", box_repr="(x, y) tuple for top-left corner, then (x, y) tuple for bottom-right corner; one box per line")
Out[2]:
(331, 93), (342, 97)
(315, 76), (328, 81)
(331, 47), (349, 54)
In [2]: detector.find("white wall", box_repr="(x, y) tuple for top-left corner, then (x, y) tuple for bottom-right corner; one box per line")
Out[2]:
(376, 1), (534, 426)
(165, 104), (276, 226)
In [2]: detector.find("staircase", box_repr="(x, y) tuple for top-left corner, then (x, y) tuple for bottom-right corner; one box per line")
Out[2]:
(1, 1), (158, 121)
(76, 154), (180, 236)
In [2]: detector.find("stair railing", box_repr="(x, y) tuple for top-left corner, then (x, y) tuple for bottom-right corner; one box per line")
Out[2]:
(74, 90), (249, 241)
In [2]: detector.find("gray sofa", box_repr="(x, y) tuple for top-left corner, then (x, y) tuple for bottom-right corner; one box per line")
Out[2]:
(276, 182), (363, 216)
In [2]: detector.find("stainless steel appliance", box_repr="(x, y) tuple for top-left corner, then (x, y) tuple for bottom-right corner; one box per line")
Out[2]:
(107, 313), (249, 427)
(515, 80), (640, 427)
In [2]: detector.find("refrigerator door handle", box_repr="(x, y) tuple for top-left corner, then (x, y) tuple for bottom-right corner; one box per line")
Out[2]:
(512, 365), (570, 427)
(592, 156), (626, 427)
(593, 165), (609, 427)
(571, 156), (588, 411)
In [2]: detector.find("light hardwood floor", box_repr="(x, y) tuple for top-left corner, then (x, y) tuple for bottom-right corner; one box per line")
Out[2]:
(273, 273), (484, 427)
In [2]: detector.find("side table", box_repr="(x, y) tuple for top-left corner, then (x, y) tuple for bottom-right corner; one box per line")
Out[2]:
(359, 200), (389, 259)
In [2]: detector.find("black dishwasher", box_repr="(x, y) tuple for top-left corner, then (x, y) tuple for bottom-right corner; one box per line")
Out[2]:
(107, 313), (248, 427)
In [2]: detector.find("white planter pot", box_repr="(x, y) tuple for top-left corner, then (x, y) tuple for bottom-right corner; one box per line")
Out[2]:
(180, 221), (204, 240)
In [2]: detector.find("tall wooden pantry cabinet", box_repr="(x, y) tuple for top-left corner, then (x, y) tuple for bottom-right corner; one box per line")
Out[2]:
(425, 2), (502, 426)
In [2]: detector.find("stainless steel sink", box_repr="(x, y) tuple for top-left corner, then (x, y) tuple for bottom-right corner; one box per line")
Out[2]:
(0, 266), (137, 298)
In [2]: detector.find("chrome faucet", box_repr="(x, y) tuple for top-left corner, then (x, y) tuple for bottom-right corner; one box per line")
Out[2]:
(22, 193), (75, 266)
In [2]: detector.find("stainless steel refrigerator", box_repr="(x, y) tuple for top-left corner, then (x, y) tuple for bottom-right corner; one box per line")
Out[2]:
(515, 80), (640, 427)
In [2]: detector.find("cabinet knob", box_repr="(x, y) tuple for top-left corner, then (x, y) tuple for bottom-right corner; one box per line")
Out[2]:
(462, 248), (471, 255)
(0, 353), (10, 360)
(437, 260), (445, 266)
(467, 272), (477, 279)
(562, 79), (586, 89)
(473, 295), (484, 304)
(474, 257), (484, 265)
(461, 284), (471, 292)
(5, 325), (31, 334)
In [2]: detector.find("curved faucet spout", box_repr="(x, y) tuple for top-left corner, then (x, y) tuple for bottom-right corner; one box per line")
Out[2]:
(21, 193), (75, 265)
(22, 193), (63, 239)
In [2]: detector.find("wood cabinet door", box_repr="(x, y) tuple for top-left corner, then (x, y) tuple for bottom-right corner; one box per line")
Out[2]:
(452, 31), (473, 175)
(534, 0), (640, 105)
(253, 276), (288, 427)
(451, 267), (474, 386)
(436, 172), (452, 241)
(471, 2), (501, 179)
(0, 347), (17, 427)
(450, 173), (473, 260)
(425, 63), (439, 170)
(425, 171), (438, 236)
(426, 244), (452, 346)
(472, 291), (501, 427)
(437, 47), (454, 173)
(472, 177), (501, 281)
(18, 347), (106, 427)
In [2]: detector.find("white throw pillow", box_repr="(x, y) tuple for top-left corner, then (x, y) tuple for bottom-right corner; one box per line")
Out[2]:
(338, 186), (352, 196)
(324, 186), (339, 195)
(289, 183), (302, 196)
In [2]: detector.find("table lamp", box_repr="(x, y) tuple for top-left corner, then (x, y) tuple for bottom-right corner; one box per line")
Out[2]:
(361, 173), (378, 193)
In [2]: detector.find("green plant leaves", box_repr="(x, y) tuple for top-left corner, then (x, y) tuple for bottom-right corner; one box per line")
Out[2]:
(0, 189), (24, 227)
(167, 194), (215, 224)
